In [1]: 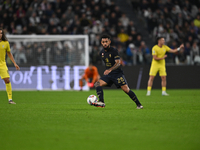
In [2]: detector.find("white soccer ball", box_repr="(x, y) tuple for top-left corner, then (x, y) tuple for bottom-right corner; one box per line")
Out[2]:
(87, 95), (98, 105)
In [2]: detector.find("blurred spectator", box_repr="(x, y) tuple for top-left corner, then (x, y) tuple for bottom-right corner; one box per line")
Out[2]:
(65, 6), (75, 21)
(49, 13), (60, 26)
(90, 45), (101, 65)
(117, 29), (129, 43)
(117, 44), (126, 65)
(176, 49), (186, 65)
(138, 41), (151, 64)
(2, 13), (10, 28)
(194, 14), (200, 28)
(45, 3), (54, 17)
(15, 47), (27, 64)
(93, 6), (101, 19)
(11, 43), (18, 58)
(116, 21), (123, 33)
(109, 12), (118, 27)
(183, 42), (191, 65)
(80, 13), (90, 27)
(54, 49), (65, 63)
(126, 43), (136, 65)
(92, 20), (103, 35)
(92, 34), (101, 46)
(16, 5), (25, 18)
(134, 35), (142, 47)
(119, 13), (129, 28)
(191, 42), (200, 65)
(29, 12), (40, 26)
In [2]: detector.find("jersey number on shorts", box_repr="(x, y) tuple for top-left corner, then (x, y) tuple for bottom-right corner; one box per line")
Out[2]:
(117, 77), (125, 84)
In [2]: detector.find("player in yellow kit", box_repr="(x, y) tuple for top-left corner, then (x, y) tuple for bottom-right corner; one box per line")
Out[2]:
(146, 37), (184, 96)
(0, 28), (20, 104)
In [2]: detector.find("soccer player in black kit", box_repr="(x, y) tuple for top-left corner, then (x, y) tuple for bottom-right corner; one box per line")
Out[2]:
(92, 34), (143, 109)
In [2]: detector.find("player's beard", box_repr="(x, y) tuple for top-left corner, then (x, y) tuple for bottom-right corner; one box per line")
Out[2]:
(103, 45), (110, 50)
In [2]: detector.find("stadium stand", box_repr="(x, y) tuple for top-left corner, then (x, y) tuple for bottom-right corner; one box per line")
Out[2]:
(0, 0), (200, 65)
(130, 0), (200, 65)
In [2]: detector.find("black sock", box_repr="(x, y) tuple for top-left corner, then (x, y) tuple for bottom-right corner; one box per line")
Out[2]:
(96, 86), (104, 103)
(127, 90), (141, 106)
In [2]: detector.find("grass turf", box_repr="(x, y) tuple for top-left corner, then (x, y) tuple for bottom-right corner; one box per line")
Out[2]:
(0, 89), (200, 150)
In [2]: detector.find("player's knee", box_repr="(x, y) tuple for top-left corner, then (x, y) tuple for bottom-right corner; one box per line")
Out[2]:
(122, 86), (129, 93)
(161, 76), (166, 81)
(123, 89), (129, 93)
(94, 81), (100, 88)
(4, 78), (10, 84)
(149, 76), (154, 81)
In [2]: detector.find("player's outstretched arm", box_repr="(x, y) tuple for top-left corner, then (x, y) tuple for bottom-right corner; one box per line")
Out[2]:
(169, 44), (184, 53)
(7, 51), (20, 70)
(104, 59), (121, 75)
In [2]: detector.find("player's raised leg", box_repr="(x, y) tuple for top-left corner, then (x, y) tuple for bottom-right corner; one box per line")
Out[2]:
(121, 84), (143, 109)
(3, 77), (16, 104)
(147, 75), (155, 96)
(92, 79), (107, 107)
(161, 76), (169, 96)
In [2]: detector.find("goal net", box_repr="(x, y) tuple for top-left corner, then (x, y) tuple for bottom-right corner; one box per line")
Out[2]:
(7, 35), (89, 66)
(0, 35), (89, 91)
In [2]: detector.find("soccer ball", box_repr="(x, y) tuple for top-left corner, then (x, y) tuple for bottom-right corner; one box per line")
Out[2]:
(87, 95), (98, 105)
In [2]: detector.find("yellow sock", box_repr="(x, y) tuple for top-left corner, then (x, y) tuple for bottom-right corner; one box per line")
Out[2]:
(162, 87), (166, 92)
(6, 82), (12, 100)
(147, 86), (151, 91)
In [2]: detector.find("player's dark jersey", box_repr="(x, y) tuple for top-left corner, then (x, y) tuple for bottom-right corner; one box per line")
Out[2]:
(99, 46), (123, 74)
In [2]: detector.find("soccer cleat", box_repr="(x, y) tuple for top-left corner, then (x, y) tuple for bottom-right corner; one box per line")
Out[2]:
(137, 105), (143, 109)
(9, 100), (16, 104)
(92, 101), (105, 108)
(146, 91), (151, 96)
(146, 93), (151, 96)
(162, 92), (169, 96)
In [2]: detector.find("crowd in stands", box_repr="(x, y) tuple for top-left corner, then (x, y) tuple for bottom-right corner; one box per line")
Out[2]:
(0, 0), (200, 65)
(133, 0), (200, 65)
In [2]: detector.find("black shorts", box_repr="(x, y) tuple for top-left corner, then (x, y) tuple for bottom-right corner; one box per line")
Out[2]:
(100, 73), (128, 88)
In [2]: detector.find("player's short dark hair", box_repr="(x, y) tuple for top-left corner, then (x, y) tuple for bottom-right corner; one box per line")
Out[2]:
(0, 28), (8, 41)
(101, 34), (111, 40)
(156, 37), (164, 44)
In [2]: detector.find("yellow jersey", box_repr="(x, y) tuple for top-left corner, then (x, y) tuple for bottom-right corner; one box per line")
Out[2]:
(0, 41), (10, 69)
(151, 45), (171, 65)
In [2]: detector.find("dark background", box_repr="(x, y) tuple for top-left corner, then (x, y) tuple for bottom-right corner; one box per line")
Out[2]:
(96, 65), (200, 89)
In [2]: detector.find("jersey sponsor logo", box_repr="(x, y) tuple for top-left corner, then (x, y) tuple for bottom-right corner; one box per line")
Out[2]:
(153, 50), (155, 54)
(163, 49), (165, 51)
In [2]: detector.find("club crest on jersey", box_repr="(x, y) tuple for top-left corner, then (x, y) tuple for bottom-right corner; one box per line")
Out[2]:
(2, 45), (4, 48)
(109, 54), (111, 57)
(163, 49), (165, 51)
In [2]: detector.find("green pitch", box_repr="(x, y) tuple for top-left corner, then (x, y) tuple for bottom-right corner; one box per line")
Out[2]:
(0, 89), (200, 150)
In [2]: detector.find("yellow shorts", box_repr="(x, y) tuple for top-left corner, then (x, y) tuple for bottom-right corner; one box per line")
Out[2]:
(0, 68), (10, 79)
(149, 65), (167, 76)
